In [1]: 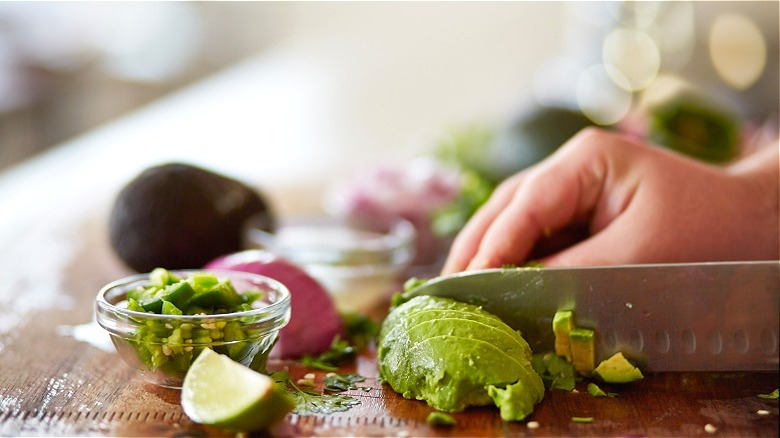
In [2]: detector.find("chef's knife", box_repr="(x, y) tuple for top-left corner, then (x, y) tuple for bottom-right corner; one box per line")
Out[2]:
(403, 261), (779, 371)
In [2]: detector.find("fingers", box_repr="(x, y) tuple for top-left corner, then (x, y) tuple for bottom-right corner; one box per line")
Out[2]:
(442, 172), (527, 274)
(465, 145), (605, 270)
(443, 128), (641, 273)
(539, 215), (636, 266)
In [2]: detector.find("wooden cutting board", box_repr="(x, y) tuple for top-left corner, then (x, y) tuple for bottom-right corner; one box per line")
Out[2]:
(0, 302), (777, 437)
(0, 212), (777, 437)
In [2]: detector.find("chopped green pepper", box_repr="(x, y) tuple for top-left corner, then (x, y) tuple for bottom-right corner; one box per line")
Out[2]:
(426, 412), (457, 428)
(123, 268), (266, 378)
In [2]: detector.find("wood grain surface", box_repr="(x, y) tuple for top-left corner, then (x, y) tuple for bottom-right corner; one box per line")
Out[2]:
(0, 210), (778, 437)
(1, 322), (778, 438)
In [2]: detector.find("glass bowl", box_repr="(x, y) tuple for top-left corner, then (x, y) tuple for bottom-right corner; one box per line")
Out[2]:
(244, 216), (415, 311)
(95, 270), (290, 388)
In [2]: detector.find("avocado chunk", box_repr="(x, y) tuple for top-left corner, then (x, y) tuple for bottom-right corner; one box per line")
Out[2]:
(109, 163), (275, 272)
(552, 310), (574, 361)
(569, 328), (595, 376)
(378, 295), (544, 421)
(592, 352), (644, 383)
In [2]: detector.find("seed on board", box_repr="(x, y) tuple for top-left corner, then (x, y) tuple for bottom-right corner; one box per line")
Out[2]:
(296, 378), (314, 387)
(704, 423), (717, 434)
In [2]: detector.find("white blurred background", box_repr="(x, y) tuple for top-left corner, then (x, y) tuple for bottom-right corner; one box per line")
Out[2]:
(0, 1), (776, 315)
(0, 1), (777, 226)
(0, 1), (568, 172)
(1, 1), (776, 167)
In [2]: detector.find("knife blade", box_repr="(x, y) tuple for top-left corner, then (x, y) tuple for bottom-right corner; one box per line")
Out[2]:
(402, 261), (779, 371)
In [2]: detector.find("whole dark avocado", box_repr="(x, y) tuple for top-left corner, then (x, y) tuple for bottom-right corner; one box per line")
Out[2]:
(487, 105), (598, 182)
(109, 163), (275, 272)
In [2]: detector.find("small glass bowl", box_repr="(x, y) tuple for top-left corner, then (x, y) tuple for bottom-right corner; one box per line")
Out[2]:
(245, 216), (415, 311)
(95, 270), (290, 388)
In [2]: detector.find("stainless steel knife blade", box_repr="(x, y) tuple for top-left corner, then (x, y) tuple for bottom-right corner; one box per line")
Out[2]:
(402, 261), (779, 371)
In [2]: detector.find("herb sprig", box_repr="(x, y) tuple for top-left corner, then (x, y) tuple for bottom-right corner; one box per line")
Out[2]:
(271, 370), (363, 415)
(299, 337), (357, 371)
(324, 372), (365, 392)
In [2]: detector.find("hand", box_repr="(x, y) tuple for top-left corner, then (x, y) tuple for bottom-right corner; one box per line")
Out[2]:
(442, 128), (779, 273)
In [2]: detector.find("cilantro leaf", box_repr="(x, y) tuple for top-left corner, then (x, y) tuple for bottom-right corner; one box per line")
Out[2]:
(299, 357), (339, 372)
(532, 353), (577, 391)
(324, 373), (365, 392)
(299, 337), (357, 371)
(288, 381), (361, 415)
(270, 370), (364, 416)
(340, 312), (379, 348)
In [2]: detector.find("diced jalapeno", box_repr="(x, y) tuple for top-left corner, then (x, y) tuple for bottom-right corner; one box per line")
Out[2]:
(161, 300), (183, 316)
(125, 268), (268, 374)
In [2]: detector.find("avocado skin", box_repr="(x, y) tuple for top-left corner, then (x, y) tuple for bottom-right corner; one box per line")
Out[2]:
(109, 163), (275, 272)
(487, 105), (597, 181)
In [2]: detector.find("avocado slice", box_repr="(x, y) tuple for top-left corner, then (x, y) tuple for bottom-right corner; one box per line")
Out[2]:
(552, 310), (574, 361)
(592, 352), (644, 383)
(378, 295), (544, 420)
(569, 328), (595, 376)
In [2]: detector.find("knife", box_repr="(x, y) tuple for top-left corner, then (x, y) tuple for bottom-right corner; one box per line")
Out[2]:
(402, 261), (779, 371)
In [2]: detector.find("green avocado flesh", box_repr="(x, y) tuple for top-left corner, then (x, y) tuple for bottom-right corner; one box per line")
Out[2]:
(378, 296), (544, 421)
(592, 352), (644, 383)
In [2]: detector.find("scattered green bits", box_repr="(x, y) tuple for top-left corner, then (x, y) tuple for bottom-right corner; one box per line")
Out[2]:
(426, 412), (457, 428)
(758, 389), (778, 399)
(571, 416), (594, 423)
(587, 383), (618, 398)
(531, 352), (577, 391)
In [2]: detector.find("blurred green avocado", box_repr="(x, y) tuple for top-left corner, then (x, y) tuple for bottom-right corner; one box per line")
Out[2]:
(109, 163), (275, 272)
(648, 95), (741, 163)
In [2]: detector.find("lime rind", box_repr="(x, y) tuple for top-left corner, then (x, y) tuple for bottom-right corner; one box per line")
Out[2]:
(181, 349), (293, 431)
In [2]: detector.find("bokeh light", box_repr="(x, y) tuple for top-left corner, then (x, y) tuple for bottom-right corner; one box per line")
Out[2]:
(709, 13), (766, 90)
(636, 73), (693, 111)
(645, 1), (694, 72)
(532, 55), (587, 108)
(95, 2), (203, 82)
(603, 28), (661, 91)
(577, 64), (632, 125)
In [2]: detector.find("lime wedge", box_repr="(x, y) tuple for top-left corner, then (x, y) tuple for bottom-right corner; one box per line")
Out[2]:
(181, 349), (293, 431)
